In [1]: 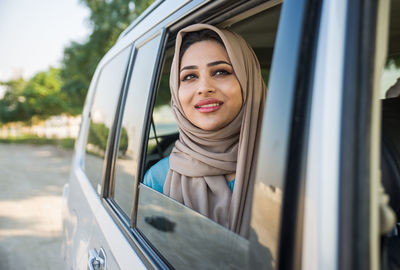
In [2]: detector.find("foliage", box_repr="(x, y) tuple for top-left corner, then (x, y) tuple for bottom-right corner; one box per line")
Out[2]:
(0, 68), (66, 123)
(87, 121), (128, 154)
(23, 68), (67, 117)
(119, 126), (128, 154)
(0, 77), (28, 123)
(87, 121), (110, 151)
(61, 0), (155, 113)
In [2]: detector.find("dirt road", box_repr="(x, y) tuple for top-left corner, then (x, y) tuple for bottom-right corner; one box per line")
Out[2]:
(0, 143), (73, 270)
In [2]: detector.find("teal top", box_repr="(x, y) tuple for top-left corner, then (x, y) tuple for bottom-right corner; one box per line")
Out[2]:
(143, 156), (235, 193)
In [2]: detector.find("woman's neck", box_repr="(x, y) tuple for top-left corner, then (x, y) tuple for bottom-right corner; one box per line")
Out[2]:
(225, 173), (235, 181)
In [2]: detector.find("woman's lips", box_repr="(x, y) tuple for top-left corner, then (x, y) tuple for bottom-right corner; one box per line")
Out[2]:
(194, 98), (224, 113)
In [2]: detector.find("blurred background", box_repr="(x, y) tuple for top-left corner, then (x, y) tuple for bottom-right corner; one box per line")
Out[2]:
(0, 1), (153, 269)
(0, 0), (153, 142)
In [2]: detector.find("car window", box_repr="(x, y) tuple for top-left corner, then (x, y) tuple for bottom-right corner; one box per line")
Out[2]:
(136, 3), (283, 269)
(84, 46), (131, 193)
(110, 34), (163, 219)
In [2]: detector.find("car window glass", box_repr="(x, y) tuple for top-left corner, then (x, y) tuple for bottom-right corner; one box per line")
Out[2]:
(136, 4), (282, 269)
(85, 46), (131, 192)
(112, 35), (162, 219)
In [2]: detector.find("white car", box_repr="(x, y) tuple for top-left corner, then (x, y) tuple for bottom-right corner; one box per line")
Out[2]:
(62, 0), (400, 269)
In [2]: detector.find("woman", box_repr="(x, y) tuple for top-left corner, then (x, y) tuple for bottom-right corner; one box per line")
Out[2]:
(144, 24), (266, 236)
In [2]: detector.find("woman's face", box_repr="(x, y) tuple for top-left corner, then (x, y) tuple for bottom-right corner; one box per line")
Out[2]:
(178, 40), (242, 131)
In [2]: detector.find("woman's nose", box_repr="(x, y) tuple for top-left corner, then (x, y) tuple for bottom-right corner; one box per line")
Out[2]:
(197, 76), (215, 95)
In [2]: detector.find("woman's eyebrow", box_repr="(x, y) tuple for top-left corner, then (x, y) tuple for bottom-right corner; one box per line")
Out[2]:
(207, 60), (232, 67)
(180, 61), (232, 73)
(180, 65), (197, 72)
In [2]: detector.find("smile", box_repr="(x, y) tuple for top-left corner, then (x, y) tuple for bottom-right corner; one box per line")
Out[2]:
(194, 98), (224, 113)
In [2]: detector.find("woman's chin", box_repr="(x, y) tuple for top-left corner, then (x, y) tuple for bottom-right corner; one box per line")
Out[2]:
(194, 120), (227, 131)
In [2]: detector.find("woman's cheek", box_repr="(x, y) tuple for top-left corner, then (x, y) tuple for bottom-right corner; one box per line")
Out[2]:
(178, 89), (190, 111)
(179, 88), (192, 105)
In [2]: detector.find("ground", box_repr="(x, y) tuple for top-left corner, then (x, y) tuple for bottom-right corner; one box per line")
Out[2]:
(0, 143), (72, 270)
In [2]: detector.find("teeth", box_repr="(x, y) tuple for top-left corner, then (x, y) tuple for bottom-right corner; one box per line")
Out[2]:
(198, 103), (219, 108)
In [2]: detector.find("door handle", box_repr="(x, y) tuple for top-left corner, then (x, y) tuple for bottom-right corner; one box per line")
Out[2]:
(88, 247), (107, 270)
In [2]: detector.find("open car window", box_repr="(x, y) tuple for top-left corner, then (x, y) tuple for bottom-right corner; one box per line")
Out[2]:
(135, 3), (283, 269)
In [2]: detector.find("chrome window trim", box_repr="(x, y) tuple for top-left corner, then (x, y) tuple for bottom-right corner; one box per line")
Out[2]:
(301, 0), (347, 269)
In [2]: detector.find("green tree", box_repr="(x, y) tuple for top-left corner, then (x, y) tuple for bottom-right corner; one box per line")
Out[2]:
(61, 0), (154, 113)
(23, 67), (67, 118)
(0, 77), (28, 123)
(0, 68), (66, 124)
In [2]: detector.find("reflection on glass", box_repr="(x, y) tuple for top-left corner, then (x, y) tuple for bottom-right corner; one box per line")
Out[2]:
(137, 185), (249, 269)
(249, 182), (282, 269)
(85, 46), (131, 192)
(113, 35), (162, 217)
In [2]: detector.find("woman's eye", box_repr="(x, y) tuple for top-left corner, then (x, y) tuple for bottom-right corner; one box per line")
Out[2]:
(182, 74), (196, 81)
(214, 69), (231, 76)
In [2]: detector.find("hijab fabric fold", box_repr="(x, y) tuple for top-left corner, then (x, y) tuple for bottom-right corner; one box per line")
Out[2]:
(164, 24), (266, 235)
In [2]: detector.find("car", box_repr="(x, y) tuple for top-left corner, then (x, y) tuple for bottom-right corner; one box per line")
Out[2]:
(61, 0), (400, 269)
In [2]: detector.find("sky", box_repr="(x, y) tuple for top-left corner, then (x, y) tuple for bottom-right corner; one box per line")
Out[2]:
(0, 0), (91, 82)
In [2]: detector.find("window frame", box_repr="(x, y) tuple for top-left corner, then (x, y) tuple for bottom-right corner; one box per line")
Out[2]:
(82, 44), (134, 194)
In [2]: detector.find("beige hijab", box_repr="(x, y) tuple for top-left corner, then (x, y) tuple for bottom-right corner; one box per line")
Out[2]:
(164, 24), (266, 235)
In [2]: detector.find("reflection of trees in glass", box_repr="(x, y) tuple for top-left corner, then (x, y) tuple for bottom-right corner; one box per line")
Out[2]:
(119, 126), (128, 155)
(87, 121), (109, 153)
(87, 121), (128, 156)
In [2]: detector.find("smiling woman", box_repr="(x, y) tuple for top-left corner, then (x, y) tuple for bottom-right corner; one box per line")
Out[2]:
(143, 24), (266, 234)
